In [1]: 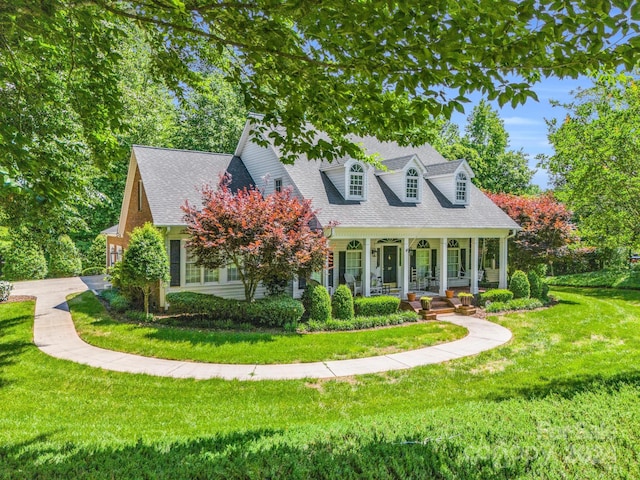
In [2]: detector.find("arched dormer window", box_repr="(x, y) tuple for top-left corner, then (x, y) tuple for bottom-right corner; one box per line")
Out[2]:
(455, 172), (468, 204)
(405, 168), (419, 201)
(348, 163), (365, 200)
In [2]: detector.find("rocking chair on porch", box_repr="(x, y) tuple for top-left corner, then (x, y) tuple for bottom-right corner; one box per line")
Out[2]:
(344, 273), (362, 296)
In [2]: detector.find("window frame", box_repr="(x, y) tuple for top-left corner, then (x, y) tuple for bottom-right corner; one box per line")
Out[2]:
(405, 167), (420, 202)
(347, 162), (366, 200)
(455, 172), (468, 204)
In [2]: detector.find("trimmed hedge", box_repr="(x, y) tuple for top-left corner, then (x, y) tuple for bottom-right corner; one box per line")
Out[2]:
(2, 239), (48, 281)
(332, 284), (354, 320)
(304, 311), (419, 332)
(306, 284), (331, 323)
(479, 289), (513, 306)
(527, 270), (543, 299)
(354, 296), (400, 316)
(48, 235), (82, 278)
(485, 298), (544, 313)
(166, 292), (304, 328)
(509, 270), (530, 299)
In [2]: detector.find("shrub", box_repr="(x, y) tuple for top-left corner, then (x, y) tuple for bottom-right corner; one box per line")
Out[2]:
(332, 284), (354, 320)
(306, 284), (331, 323)
(302, 311), (418, 332)
(485, 298), (544, 313)
(479, 289), (513, 306)
(165, 292), (304, 328)
(527, 270), (543, 299)
(2, 239), (48, 281)
(0, 280), (13, 302)
(354, 296), (400, 316)
(125, 310), (153, 322)
(101, 290), (130, 313)
(509, 270), (530, 299)
(48, 235), (82, 278)
(83, 234), (107, 274)
(541, 282), (550, 301)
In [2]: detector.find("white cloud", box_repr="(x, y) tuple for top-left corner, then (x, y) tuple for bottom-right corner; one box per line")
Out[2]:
(503, 116), (542, 126)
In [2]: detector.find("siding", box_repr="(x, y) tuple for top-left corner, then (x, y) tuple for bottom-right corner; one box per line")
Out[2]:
(324, 168), (345, 198)
(430, 176), (455, 203)
(240, 140), (293, 195)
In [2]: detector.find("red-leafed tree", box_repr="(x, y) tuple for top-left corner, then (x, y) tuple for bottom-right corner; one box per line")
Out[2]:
(487, 192), (576, 274)
(183, 174), (330, 302)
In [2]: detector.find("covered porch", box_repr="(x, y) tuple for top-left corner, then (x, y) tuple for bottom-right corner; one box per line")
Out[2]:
(321, 228), (513, 298)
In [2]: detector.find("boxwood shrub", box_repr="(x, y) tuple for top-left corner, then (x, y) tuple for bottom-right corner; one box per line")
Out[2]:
(48, 235), (82, 278)
(527, 270), (543, 299)
(165, 292), (303, 328)
(479, 289), (513, 306)
(485, 298), (543, 313)
(354, 296), (400, 316)
(305, 284), (331, 323)
(2, 239), (48, 281)
(304, 311), (419, 332)
(509, 270), (530, 299)
(332, 284), (354, 320)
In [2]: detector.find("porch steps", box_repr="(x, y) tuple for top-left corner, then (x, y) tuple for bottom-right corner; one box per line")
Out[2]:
(400, 298), (455, 317)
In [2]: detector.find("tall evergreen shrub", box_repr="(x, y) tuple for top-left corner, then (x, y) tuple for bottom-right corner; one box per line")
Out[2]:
(305, 284), (331, 322)
(48, 235), (82, 277)
(509, 270), (530, 299)
(3, 239), (48, 280)
(527, 270), (543, 299)
(332, 284), (354, 320)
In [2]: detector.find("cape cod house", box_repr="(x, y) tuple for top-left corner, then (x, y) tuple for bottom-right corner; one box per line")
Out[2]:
(106, 119), (519, 308)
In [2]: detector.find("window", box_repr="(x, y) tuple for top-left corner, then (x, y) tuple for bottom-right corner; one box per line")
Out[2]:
(406, 168), (419, 200)
(137, 180), (143, 211)
(416, 240), (430, 278)
(447, 239), (460, 278)
(274, 178), (282, 193)
(185, 249), (201, 284)
(345, 240), (363, 279)
(227, 263), (240, 281)
(204, 268), (219, 283)
(349, 163), (365, 198)
(456, 172), (468, 203)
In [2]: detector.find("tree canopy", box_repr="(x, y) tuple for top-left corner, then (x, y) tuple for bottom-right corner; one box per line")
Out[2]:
(434, 101), (536, 194)
(183, 177), (329, 302)
(541, 72), (640, 250)
(3, 0), (640, 210)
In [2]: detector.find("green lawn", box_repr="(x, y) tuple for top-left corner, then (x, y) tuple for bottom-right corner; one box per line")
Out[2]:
(1, 287), (640, 478)
(547, 268), (640, 289)
(67, 291), (466, 363)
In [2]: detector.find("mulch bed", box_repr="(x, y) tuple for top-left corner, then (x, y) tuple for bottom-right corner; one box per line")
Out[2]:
(1, 295), (37, 303)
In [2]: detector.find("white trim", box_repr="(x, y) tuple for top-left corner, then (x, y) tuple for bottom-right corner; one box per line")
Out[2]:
(345, 160), (367, 201)
(117, 152), (138, 237)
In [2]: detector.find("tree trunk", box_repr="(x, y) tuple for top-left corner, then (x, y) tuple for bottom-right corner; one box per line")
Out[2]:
(143, 286), (150, 317)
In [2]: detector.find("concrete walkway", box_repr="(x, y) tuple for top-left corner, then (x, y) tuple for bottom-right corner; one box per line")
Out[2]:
(12, 277), (512, 381)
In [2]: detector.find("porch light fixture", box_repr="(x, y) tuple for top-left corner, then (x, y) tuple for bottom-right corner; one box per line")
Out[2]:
(371, 250), (377, 257)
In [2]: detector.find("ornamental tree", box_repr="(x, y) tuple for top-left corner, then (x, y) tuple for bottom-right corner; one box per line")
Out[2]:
(487, 192), (576, 274)
(121, 223), (170, 316)
(183, 175), (330, 302)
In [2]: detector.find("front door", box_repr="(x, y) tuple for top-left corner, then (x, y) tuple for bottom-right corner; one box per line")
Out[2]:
(383, 246), (398, 284)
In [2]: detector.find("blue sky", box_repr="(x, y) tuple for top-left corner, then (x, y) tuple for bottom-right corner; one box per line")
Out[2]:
(450, 75), (592, 189)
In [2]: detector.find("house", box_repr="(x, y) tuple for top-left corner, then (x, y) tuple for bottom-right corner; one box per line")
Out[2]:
(105, 119), (519, 308)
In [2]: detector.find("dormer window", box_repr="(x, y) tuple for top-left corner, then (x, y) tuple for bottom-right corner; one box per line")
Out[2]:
(405, 168), (419, 202)
(348, 163), (365, 199)
(455, 172), (468, 204)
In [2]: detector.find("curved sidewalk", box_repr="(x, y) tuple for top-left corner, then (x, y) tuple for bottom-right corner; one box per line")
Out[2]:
(13, 277), (512, 381)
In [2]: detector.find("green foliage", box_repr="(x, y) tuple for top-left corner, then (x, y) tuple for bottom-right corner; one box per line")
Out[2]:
(509, 270), (531, 299)
(546, 269), (640, 290)
(0, 280), (13, 302)
(47, 235), (82, 278)
(83, 234), (107, 274)
(2, 238), (48, 281)
(305, 284), (331, 323)
(527, 270), (543, 299)
(166, 292), (304, 328)
(479, 289), (513, 306)
(485, 298), (544, 313)
(434, 101), (535, 194)
(305, 311), (419, 332)
(100, 289), (130, 313)
(542, 73), (640, 250)
(332, 284), (354, 320)
(121, 223), (170, 315)
(353, 296), (400, 316)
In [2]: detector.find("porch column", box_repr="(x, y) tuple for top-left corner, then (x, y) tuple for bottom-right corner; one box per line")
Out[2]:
(439, 237), (448, 296)
(402, 237), (410, 298)
(470, 237), (479, 295)
(499, 236), (508, 289)
(364, 237), (371, 296)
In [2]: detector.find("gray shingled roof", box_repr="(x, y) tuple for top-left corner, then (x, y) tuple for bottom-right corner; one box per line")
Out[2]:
(133, 146), (254, 226)
(101, 224), (119, 235)
(424, 159), (465, 178)
(378, 155), (416, 172)
(282, 157), (519, 229)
